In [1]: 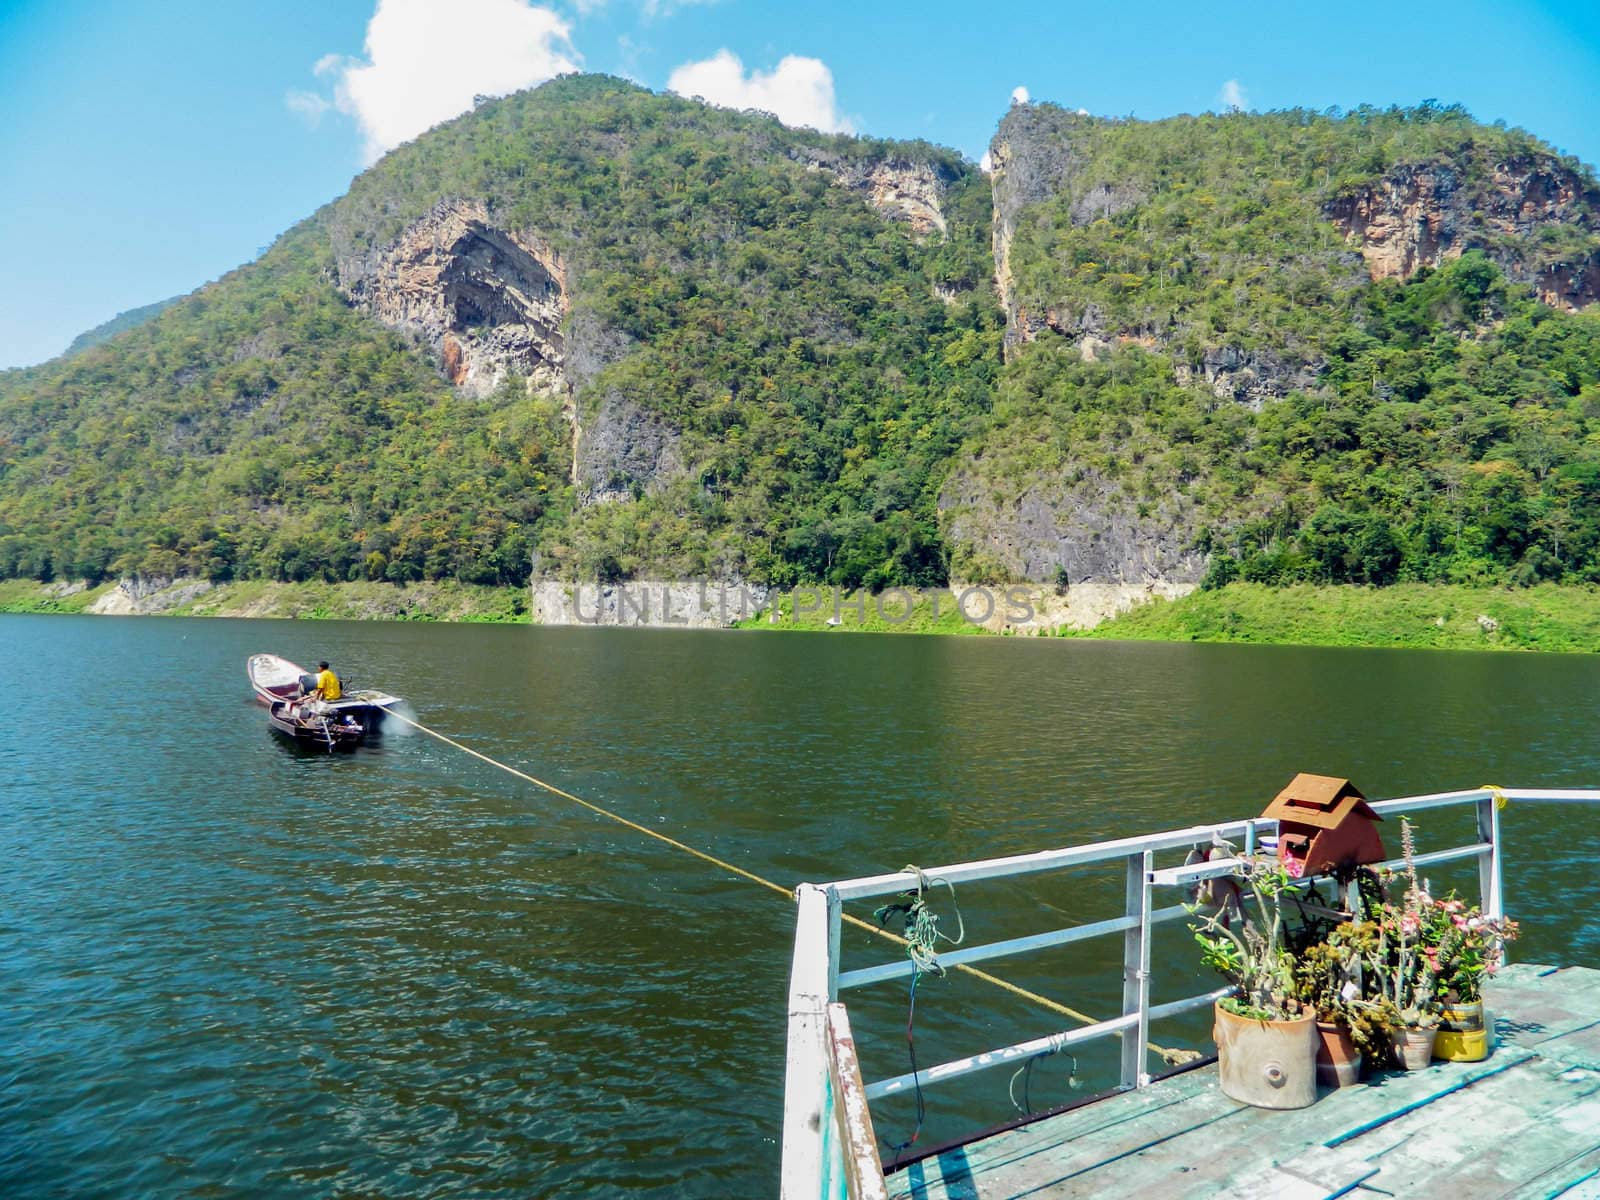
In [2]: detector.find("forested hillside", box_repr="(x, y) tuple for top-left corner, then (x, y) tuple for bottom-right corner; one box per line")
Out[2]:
(952, 103), (1600, 588)
(0, 76), (997, 588)
(2, 81), (1598, 594)
(61, 297), (181, 359)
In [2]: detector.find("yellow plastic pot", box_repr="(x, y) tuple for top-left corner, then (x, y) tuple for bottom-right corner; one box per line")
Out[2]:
(1434, 1001), (1490, 1063)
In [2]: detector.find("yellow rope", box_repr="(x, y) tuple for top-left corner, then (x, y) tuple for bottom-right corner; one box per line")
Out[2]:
(383, 707), (1196, 1064)
(1481, 784), (1509, 811)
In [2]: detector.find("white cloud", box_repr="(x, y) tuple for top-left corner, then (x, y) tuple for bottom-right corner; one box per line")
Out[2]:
(979, 149), (993, 174)
(1219, 79), (1247, 112)
(285, 89), (332, 125)
(667, 49), (853, 133)
(642, 0), (720, 19)
(1011, 85), (1029, 106)
(294, 0), (582, 164)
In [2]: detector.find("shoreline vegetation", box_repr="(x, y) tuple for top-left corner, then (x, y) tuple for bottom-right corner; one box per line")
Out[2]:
(3, 577), (1600, 652)
(0, 577), (530, 623)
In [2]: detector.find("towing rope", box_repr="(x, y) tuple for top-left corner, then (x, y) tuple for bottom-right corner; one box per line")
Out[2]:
(382, 707), (1197, 1065)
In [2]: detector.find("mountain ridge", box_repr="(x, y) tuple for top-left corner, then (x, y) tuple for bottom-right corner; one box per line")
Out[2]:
(3, 79), (1599, 597)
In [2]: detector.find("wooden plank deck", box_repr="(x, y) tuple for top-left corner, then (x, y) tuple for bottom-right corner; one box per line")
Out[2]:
(892, 963), (1600, 1200)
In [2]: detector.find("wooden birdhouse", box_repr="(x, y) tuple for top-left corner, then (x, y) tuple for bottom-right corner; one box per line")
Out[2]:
(1261, 773), (1386, 877)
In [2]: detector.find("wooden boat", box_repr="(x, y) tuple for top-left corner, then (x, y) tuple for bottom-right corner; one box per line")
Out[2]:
(246, 653), (403, 750)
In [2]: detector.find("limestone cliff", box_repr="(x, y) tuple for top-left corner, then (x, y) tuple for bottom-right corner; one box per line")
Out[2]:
(331, 197), (686, 502)
(939, 467), (1208, 586)
(574, 388), (685, 503)
(335, 198), (569, 398)
(1328, 157), (1600, 310)
(792, 148), (956, 236)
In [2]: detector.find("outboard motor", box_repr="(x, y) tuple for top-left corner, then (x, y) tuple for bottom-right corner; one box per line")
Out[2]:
(298, 672), (317, 696)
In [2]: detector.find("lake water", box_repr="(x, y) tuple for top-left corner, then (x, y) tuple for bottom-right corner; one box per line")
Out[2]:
(2, 614), (1598, 1196)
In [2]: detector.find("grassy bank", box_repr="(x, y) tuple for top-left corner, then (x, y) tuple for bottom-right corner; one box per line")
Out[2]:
(0, 578), (529, 622)
(1081, 582), (1600, 652)
(0, 578), (114, 613)
(6, 576), (1600, 652)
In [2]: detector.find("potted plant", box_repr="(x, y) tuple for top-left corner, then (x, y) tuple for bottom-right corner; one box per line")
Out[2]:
(1296, 935), (1385, 1087)
(1419, 890), (1519, 1062)
(1366, 821), (1442, 1070)
(1191, 855), (1319, 1108)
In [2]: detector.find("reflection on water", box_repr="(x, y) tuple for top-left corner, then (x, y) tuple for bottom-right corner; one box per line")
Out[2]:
(0, 615), (1597, 1196)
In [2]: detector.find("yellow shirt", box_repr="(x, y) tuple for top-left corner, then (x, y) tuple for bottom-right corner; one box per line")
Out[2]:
(316, 668), (342, 701)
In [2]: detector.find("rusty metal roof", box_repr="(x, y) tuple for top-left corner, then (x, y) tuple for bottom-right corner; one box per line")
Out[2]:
(1260, 772), (1383, 830)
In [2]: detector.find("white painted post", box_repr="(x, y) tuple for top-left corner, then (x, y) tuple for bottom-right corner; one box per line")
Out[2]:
(1120, 850), (1153, 1088)
(826, 886), (842, 1001)
(782, 884), (832, 1200)
(1477, 795), (1504, 924)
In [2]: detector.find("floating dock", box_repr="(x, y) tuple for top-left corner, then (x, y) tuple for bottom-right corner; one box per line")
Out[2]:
(895, 962), (1600, 1199)
(782, 788), (1600, 1200)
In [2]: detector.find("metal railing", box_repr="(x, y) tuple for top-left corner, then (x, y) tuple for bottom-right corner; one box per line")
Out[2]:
(780, 786), (1600, 1199)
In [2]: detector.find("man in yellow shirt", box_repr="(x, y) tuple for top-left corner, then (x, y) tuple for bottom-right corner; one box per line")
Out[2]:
(300, 660), (342, 710)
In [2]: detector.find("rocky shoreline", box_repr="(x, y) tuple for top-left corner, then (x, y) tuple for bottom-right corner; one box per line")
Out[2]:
(7, 576), (1595, 653)
(1, 575), (1191, 633)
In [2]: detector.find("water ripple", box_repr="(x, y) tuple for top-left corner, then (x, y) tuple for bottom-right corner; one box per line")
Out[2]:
(1, 618), (1598, 1195)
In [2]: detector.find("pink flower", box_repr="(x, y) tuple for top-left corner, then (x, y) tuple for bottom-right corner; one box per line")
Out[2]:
(1401, 914), (1420, 935)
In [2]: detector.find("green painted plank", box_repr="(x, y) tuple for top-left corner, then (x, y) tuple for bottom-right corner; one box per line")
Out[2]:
(1344, 1057), (1600, 1198)
(890, 1072), (1222, 1198)
(960, 1070), (1217, 1165)
(1228, 1145), (1380, 1199)
(889, 965), (1600, 1200)
(1051, 1056), (1587, 1200)
(1020, 1118), (1371, 1200)
(896, 1085), (1245, 1199)
(1530, 1023), (1600, 1071)
(1319, 1051), (1534, 1147)
(1549, 1169), (1600, 1199)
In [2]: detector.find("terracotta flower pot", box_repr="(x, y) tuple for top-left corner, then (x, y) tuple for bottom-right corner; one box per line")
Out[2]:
(1213, 1001), (1318, 1109)
(1315, 1020), (1362, 1088)
(1392, 1026), (1437, 1071)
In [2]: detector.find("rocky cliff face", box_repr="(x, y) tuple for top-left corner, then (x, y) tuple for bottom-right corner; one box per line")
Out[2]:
(336, 199), (569, 397)
(333, 197), (685, 502)
(940, 467), (1208, 586)
(1327, 157), (1600, 310)
(988, 107), (1146, 351)
(574, 388), (685, 503)
(1174, 345), (1322, 409)
(990, 106), (1078, 348)
(793, 148), (956, 235)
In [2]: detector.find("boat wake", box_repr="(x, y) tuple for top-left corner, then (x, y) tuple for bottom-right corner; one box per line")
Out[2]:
(380, 700), (421, 735)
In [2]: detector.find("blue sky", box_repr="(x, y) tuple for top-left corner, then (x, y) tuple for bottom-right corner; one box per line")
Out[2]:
(1, 0), (1597, 370)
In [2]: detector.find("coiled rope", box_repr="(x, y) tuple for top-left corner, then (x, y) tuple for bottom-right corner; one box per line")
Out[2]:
(382, 707), (1196, 1064)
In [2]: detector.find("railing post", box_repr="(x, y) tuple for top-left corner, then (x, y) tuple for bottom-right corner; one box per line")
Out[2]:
(1476, 794), (1504, 925)
(826, 886), (842, 1001)
(827, 1003), (888, 1200)
(782, 884), (833, 1200)
(1121, 850), (1154, 1089)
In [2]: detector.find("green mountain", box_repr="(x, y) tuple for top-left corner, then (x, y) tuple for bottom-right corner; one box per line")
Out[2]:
(61, 296), (182, 358)
(0, 75), (994, 588)
(2, 81), (1599, 594)
(951, 102), (1600, 588)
